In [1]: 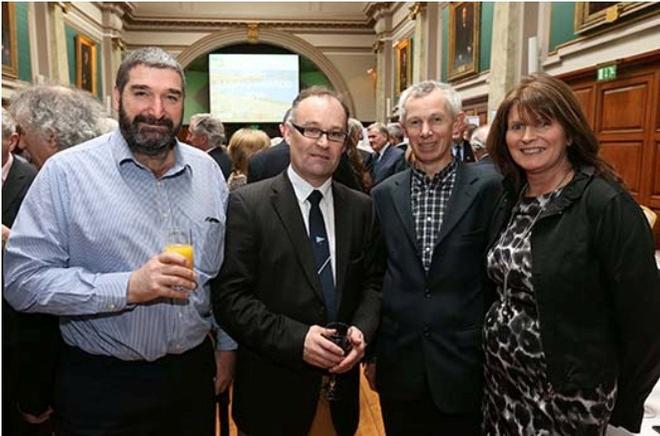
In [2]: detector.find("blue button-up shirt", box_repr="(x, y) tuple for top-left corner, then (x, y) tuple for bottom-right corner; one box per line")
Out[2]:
(4, 130), (236, 361)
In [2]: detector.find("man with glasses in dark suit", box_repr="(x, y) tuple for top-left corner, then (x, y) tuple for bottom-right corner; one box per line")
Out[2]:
(213, 86), (383, 436)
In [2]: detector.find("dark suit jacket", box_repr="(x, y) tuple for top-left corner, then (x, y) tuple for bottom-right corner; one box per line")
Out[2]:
(246, 140), (290, 183)
(371, 163), (501, 415)
(212, 173), (383, 436)
(247, 140), (370, 193)
(208, 146), (233, 180)
(2, 155), (59, 419)
(2, 154), (36, 226)
(371, 144), (405, 185)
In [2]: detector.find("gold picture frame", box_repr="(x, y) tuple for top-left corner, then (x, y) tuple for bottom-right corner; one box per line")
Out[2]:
(76, 34), (97, 94)
(448, 2), (480, 81)
(395, 38), (412, 95)
(2, 2), (19, 79)
(574, 2), (657, 34)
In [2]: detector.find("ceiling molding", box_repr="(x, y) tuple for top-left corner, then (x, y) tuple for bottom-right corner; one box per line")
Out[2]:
(123, 16), (372, 32)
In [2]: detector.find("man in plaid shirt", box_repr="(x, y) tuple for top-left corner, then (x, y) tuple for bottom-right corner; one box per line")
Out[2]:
(366, 81), (501, 436)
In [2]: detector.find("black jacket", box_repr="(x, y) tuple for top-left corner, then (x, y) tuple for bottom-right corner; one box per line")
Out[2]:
(488, 166), (660, 433)
(371, 163), (501, 414)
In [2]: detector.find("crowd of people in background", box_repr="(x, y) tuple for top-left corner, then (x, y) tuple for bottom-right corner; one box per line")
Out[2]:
(2, 46), (659, 436)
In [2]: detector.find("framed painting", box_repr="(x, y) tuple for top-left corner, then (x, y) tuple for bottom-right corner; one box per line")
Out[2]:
(574, 2), (657, 33)
(395, 38), (412, 95)
(448, 2), (480, 81)
(76, 34), (97, 94)
(2, 2), (18, 78)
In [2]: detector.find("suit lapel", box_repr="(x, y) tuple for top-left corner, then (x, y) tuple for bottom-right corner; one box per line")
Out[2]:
(434, 163), (479, 248)
(270, 173), (326, 302)
(390, 171), (418, 253)
(332, 183), (351, 307)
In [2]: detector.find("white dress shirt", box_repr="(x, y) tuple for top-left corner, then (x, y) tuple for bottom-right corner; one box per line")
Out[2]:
(287, 165), (337, 281)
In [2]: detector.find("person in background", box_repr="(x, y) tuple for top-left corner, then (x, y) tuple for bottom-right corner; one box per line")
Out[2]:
(387, 122), (407, 152)
(213, 86), (383, 436)
(367, 80), (501, 436)
(10, 84), (105, 170)
(186, 113), (233, 179)
(451, 121), (476, 163)
(226, 128), (269, 191)
(2, 107), (52, 436)
(470, 124), (494, 168)
(4, 47), (236, 436)
(483, 73), (660, 435)
(367, 122), (405, 185)
(247, 108), (292, 183)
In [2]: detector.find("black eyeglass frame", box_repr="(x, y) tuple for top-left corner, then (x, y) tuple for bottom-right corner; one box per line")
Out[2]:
(288, 121), (347, 143)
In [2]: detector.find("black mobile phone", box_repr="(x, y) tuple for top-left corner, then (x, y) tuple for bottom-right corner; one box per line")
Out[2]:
(652, 424), (660, 434)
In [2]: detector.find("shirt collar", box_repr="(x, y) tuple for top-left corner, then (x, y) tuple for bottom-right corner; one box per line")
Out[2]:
(378, 143), (391, 158)
(111, 129), (190, 178)
(2, 152), (14, 185)
(411, 158), (457, 187)
(287, 165), (332, 205)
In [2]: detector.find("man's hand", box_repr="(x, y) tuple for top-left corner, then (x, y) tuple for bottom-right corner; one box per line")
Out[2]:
(329, 326), (366, 374)
(127, 252), (197, 304)
(303, 325), (345, 369)
(214, 350), (236, 395)
(363, 362), (377, 391)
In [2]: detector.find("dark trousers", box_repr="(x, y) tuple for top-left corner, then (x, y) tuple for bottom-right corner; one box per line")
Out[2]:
(54, 338), (215, 436)
(379, 392), (481, 436)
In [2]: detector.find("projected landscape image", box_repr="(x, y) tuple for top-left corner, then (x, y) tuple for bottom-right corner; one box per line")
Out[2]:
(209, 54), (300, 123)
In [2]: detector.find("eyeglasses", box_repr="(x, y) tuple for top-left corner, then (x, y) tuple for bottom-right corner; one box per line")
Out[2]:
(289, 122), (347, 143)
(403, 115), (446, 132)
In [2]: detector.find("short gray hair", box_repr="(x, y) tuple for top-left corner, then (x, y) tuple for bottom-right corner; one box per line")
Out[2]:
(367, 122), (389, 138)
(115, 47), (185, 95)
(470, 124), (490, 150)
(2, 107), (15, 138)
(189, 113), (226, 148)
(10, 84), (105, 150)
(387, 122), (404, 142)
(398, 80), (462, 122)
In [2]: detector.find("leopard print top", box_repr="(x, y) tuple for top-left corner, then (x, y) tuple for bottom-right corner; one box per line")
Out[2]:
(482, 191), (616, 436)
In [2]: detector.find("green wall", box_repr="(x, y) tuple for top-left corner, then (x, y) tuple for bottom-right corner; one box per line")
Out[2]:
(183, 70), (209, 124)
(441, 3), (493, 81)
(550, 2), (578, 52)
(65, 25), (103, 99)
(480, 2), (494, 73)
(15, 2), (32, 81)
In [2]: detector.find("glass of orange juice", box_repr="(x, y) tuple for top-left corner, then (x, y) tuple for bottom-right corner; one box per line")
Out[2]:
(164, 228), (193, 268)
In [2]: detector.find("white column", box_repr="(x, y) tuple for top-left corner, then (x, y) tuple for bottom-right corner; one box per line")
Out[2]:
(487, 2), (524, 120)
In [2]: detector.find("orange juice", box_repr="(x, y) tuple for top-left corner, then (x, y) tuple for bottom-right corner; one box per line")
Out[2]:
(164, 244), (194, 267)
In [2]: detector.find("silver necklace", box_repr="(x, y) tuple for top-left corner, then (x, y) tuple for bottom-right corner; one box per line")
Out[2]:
(500, 170), (573, 300)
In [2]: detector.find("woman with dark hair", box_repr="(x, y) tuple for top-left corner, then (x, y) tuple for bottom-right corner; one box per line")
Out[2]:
(344, 118), (373, 193)
(483, 73), (660, 435)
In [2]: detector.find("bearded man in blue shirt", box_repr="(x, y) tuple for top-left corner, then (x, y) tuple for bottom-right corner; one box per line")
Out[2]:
(4, 47), (236, 436)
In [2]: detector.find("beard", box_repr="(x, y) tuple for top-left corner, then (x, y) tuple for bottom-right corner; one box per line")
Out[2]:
(118, 101), (181, 157)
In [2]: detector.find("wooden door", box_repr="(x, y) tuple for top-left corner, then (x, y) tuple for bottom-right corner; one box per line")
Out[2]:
(562, 50), (660, 245)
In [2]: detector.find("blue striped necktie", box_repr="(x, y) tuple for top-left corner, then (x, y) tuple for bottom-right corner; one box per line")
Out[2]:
(307, 190), (337, 321)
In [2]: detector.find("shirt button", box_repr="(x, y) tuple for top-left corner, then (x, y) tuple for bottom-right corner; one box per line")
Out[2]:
(178, 312), (183, 318)
(109, 304), (116, 310)
(425, 246), (431, 253)
(427, 216), (432, 222)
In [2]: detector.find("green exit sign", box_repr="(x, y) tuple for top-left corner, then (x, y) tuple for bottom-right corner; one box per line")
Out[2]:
(597, 65), (617, 81)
